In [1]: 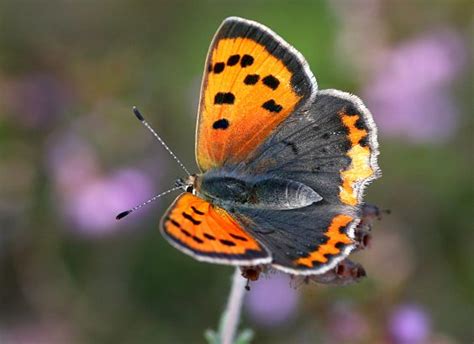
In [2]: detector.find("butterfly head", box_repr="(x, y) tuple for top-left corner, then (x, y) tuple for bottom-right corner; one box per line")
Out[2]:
(175, 175), (198, 194)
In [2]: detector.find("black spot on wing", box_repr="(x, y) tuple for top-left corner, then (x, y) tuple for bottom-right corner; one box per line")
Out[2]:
(262, 75), (280, 90)
(262, 99), (283, 113)
(230, 233), (248, 241)
(168, 218), (181, 228)
(213, 62), (225, 74)
(244, 74), (260, 85)
(182, 212), (201, 225)
(215, 18), (314, 100)
(359, 136), (369, 147)
(191, 206), (205, 215)
(355, 117), (366, 130)
(214, 92), (235, 104)
(181, 228), (192, 237)
(240, 54), (254, 67)
(220, 239), (236, 246)
(192, 236), (204, 244)
(203, 233), (216, 240)
(213, 119), (229, 130)
(227, 54), (240, 66)
(342, 104), (359, 116)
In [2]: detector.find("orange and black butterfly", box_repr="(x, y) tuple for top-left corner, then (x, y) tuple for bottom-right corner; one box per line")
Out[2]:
(123, 17), (380, 276)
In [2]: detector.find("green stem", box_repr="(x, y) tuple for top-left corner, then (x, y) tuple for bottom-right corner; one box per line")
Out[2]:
(221, 268), (246, 344)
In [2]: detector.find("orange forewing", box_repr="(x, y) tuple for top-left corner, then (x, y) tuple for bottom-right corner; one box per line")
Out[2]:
(195, 19), (315, 172)
(161, 193), (269, 263)
(197, 38), (302, 171)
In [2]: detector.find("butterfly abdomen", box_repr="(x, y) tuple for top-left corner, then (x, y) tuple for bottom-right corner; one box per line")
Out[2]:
(197, 172), (322, 210)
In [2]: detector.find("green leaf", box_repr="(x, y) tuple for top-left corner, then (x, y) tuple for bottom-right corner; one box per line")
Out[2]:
(204, 329), (219, 344)
(234, 328), (254, 344)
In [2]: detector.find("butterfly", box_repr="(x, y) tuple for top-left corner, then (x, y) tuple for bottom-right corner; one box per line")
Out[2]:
(144, 17), (380, 276)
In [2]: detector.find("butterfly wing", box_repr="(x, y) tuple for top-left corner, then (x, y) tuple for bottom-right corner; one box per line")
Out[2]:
(160, 193), (271, 265)
(244, 90), (380, 207)
(196, 17), (317, 172)
(232, 206), (358, 275)
(232, 90), (380, 274)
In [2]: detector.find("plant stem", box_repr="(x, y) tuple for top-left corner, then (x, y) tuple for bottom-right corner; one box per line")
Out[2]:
(221, 268), (246, 344)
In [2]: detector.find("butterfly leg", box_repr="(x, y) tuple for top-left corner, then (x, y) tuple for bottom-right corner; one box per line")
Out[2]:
(289, 275), (311, 289)
(360, 203), (391, 227)
(355, 229), (372, 251)
(240, 266), (263, 281)
(303, 259), (366, 286)
(240, 265), (269, 291)
(354, 203), (390, 251)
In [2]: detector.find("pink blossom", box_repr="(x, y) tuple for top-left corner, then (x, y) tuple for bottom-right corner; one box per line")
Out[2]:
(245, 273), (299, 327)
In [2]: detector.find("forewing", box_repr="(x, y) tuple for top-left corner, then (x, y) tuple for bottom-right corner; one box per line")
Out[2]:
(160, 193), (271, 265)
(196, 16), (317, 171)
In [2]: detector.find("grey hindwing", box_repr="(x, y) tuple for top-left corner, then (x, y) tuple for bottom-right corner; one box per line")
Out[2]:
(231, 203), (358, 273)
(228, 91), (379, 273)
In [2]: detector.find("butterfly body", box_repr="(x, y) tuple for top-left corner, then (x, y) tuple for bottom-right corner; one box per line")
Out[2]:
(160, 17), (380, 275)
(195, 169), (322, 211)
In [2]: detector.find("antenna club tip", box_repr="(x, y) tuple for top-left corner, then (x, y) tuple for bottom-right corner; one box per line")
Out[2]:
(116, 210), (131, 220)
(132, 106), (144, 121)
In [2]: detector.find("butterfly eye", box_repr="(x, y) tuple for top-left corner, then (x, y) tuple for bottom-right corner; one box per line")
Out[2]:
(186, 185), (194, 193)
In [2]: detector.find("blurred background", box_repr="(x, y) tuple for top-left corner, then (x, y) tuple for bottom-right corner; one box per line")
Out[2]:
(0, 0), (472, 343)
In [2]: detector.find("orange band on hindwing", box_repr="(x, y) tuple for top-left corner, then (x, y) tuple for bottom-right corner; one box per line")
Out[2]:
(295, 214), (353, 268)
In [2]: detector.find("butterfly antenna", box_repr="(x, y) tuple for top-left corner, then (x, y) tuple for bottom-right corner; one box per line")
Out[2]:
(116, 186), (182, 220)
(132, 106), (191, 176)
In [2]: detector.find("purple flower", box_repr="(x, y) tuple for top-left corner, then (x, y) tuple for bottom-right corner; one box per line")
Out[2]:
(327, 303), (369, 342)
(388, 304), (431, 344)
(65, 168), (155, 236)
(47, 133), (156, 236)
(245, 273), (299, 327)
(364, 29), (466, 143)
(47, 134), (100, 195)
